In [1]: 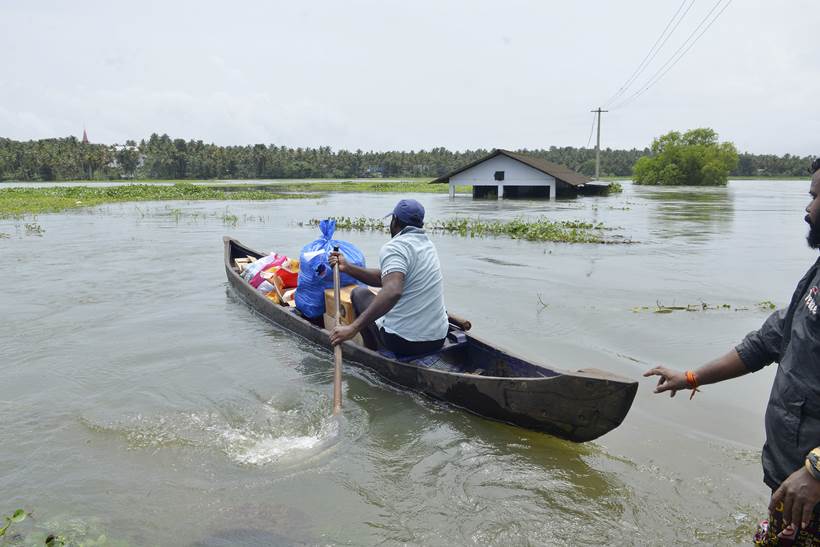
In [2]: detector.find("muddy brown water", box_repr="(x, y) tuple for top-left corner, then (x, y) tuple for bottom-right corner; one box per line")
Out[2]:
(0, 180), (814, 544)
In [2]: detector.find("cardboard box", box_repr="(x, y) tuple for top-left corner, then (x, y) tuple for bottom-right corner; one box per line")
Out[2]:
(324, 285), (358, 325)
(323, 313), (364, 346)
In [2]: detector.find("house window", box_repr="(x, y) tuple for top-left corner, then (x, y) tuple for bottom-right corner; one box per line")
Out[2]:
(494, 170), (505, 181)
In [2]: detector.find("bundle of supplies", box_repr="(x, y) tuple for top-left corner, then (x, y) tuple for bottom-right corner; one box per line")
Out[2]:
(234, 252), (299, 307)
(295, 219), (366, 319)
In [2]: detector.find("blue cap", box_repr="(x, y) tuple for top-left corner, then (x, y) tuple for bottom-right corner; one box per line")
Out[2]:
(389, 199), (425, 228)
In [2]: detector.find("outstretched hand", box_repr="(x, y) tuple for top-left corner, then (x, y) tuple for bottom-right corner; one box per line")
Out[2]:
(643, 366), (690, 398)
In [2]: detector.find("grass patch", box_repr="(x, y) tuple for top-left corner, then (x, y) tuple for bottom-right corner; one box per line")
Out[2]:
(24, 222), (45, 236)
(0, 183), (313, 216)
(598, 176), (809, 182)
(214, 180), (472, 194)
(302, 216), (629, 244)
(133, 205), (271, 227)
(729, 176), (808, 181)
(605, 181), (623, 194)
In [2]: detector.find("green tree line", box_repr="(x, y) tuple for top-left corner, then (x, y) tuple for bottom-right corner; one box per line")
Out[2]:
(0, 133), (813, 181)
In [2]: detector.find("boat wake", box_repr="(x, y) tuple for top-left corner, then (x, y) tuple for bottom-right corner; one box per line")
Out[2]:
(80, 389), (355, 467)
(219, 410), (341, 466)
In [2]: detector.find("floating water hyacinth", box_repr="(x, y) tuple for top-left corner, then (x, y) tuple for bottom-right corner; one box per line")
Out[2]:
(302, 216), (631, 244)
(0, 183), (313, 217)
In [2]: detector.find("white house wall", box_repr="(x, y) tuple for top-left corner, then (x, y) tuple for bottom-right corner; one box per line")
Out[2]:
(449, 155), (555, 187)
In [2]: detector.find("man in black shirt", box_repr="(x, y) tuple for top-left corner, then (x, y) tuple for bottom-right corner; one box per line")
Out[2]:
(645, 158), (820, 544)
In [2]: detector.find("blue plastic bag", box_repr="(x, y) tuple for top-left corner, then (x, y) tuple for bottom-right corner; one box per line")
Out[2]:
(295, 219), (366, 319)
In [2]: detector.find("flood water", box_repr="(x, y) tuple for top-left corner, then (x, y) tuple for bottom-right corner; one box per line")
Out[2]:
(0, 179), (814, 545)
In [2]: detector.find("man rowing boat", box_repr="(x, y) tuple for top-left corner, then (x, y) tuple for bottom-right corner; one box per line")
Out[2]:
(328, 199), (449, 358)
(645, 158), (820, 545)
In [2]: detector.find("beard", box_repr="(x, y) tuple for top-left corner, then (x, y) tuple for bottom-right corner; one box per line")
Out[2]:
(807, 216), (820, 248)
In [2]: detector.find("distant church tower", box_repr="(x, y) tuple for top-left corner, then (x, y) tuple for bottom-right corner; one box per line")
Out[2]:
(82, 128), (89, 144)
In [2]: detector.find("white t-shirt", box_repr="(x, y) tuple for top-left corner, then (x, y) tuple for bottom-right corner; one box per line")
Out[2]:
(375, 227), (449, 341)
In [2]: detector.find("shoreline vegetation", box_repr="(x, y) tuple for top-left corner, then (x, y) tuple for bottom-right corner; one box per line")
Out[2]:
(597, 175), (808, 181)
(0, 183), (313, 217)
(0, 181), (476, 217)
(1, 175), (806, 185)
(0, 134), (813, 182)
(302, 216), (631, 244)
(214, 180), (469, 194)
(0, 175), (803, 217)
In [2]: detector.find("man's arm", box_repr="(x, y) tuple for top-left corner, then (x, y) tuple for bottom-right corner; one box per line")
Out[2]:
(328, 251), (383, 287)
(330, 272), (404, 346)
(643, 349), (749, 397)
(644, 307), (788, 397)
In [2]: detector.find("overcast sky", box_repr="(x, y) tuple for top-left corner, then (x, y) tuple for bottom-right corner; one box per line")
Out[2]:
(1, 0), (817, 155)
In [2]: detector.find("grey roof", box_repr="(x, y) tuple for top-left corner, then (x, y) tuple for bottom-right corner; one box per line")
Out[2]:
(430, 149), (591, 187)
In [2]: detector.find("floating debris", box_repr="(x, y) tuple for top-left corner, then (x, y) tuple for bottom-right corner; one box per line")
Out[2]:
(631, 300), (779, 314)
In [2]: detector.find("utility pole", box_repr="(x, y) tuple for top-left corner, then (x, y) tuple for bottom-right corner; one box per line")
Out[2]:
(590, 107), (608, 180)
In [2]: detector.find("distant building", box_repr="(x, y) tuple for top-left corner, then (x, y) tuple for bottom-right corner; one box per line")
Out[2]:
(431, 149), (591, 201)
(364, 166), (384, 178)
(82, 128), (89, 144)
(107, 142), (144, 172)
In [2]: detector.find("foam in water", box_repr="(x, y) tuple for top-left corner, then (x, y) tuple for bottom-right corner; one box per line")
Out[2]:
(82, 392), (347, 467)
(221, 415), (340, 466)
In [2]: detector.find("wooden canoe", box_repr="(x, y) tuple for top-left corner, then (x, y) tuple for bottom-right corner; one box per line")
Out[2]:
(223, 236), (637, 442)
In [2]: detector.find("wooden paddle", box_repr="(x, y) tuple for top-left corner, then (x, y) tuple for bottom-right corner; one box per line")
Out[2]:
(332, 245), (343, 415)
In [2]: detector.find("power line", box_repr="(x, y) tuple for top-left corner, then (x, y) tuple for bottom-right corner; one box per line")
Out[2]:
(612, 0), (733, 110)
(603, 0), (695, 108)
(614, 0), (732, 109)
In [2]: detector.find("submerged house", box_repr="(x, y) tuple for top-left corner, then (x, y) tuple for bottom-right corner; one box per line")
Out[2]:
(431, 149), (591, 200)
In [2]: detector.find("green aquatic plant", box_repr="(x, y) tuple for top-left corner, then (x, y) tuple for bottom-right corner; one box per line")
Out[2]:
(299, 216), (387, 231)
(228, 180), (470, 194)
(606, 181), (623, 194)
(0, 509), (28, 538)
(221, 211), (239, 226)
(303, 216), (626, 244)
(45, 533), (67, 546)
(631, 301), (774, 314)
(24, 222), (45, 236)
(0, 183), (314, 217)
(0, 507), (121, 546)
(130, 206), (271, 226)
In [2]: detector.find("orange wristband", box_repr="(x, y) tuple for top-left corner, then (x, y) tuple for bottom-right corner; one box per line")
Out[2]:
(685, 370), (700, 400)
